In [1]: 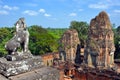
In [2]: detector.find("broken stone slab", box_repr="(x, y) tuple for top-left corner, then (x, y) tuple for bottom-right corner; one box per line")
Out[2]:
(9, 67), (60, 80)
(0, 56), (44, 77)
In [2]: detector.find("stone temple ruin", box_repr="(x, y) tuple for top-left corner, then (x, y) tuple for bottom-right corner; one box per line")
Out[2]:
(0, 18), (59, 80)
(60, 29), (80, 62)
(58, 11), (120, 80)
(84, 11), (115, 68)
(59, 12), (116, 69)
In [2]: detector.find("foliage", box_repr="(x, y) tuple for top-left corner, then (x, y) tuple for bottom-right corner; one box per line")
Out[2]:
(29, 25), (57, 55)
(28, 25), (67, 55)
(69, 21), (89, 47)
(47, 28), (67, 39)
(46, 27), (67, 50)
(0, 27), (14, 56)
(114, 25), (120, 59)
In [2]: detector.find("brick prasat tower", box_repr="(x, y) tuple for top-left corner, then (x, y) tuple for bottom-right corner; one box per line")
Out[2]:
(84, 11), (115, 68)
(60, 29), (80, 62)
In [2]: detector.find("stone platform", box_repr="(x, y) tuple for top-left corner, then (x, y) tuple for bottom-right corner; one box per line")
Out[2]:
(0, 56), (44, 77)
(0, 55), (60, 80)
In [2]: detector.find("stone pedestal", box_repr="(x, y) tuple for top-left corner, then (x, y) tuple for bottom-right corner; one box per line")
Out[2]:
(5, 51), (33, 61)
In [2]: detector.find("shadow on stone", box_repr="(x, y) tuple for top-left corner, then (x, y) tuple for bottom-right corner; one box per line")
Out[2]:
(75, 44), (83, 65)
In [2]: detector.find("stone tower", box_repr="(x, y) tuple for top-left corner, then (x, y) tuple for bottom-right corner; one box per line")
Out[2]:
(60, 29), (80, 62)
(84, 11), (115, 68)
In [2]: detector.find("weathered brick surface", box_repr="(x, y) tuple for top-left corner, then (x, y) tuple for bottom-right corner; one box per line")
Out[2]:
(41, 52), (59, 66)
(60, 29), (80, 62)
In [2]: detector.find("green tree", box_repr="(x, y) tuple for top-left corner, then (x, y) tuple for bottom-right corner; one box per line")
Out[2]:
(0, 27), (13, 56)
(114, 25), (120, 58)
(69, 21), (89, 47)
(29, 25), (58, 55)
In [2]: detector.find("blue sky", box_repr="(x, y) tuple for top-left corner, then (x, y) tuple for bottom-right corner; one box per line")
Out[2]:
(0, 0), (120, 28)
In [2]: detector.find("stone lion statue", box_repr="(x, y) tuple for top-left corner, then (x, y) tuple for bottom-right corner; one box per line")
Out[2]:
(5, 18), (29, 55)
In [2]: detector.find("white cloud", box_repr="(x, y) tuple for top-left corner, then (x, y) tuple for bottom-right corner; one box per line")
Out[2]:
(3, 5), (19, 10)
(39, 9), (45, 13)
(69, 13), (77, 16)
(88, 0), (120, 10)
(114, 10), (120, 13)
(44, 13), (51, 17)
(0, 10), (9, 15)
(89, 3), (108, 9)
(23, 10), (38, 16)
(3, 5), (12, 10)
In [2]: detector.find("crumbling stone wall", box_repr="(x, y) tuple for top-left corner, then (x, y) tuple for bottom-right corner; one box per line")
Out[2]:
(41, 52), (59, 66)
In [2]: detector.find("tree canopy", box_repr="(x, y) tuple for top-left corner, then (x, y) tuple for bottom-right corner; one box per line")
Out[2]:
(29, 25), (64, 55)
(69, 21), (89, 47)
(114, 25), (120, 58)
